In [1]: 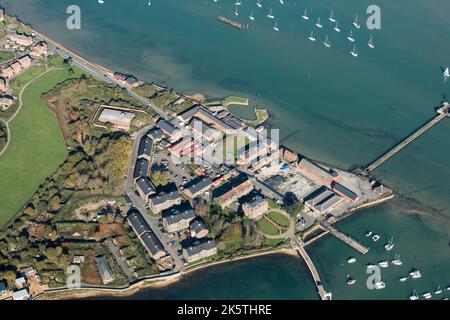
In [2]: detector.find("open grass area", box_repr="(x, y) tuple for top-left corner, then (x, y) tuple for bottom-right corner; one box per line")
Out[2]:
(0, 52), (14, 63)
(221, 95), (249, 107)
(267, 211), (290, 228)
(0, 67), (83, 227)
(256, 217), (279, 236)
(245, 108), (269, 127)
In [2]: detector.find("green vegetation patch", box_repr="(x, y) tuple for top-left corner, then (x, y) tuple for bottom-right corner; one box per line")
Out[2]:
(267, 211), (290, 228)
(0, 52), (14, 63)
(222, 95), (249, 107)
(245, 108), (269, 127)
(256, 218), (279, 236)
(0, 68), (79, 227)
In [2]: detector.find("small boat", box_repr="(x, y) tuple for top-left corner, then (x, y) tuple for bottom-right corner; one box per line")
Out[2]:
(365, 231), (373, 237)
(409, 290), (419, 300)
(375, 280), (386, 290)
(235, 1), (242, 5)
(434, 286), (443, 295)
(249, 12), (255, 21)
(308, 31), (316, 42)
(368, 34), (375, 49)
(378, 260), (389, 268)
(302, 9), (309, 20)
(267, 8), (275, 19)
(422, 292), (432, 299)
(366, 263), (377, 269)
(347, 30), (355, 42)
(347, 257), (356, 264)
(391, 254), (403, 266)
(333, 20), (341, 32)
(444, 67), (450, 77)
(278, 0), (284, 4)
(399, 276), (409, 282)
(234, 6), (239, 16)
(447, 286), (450, 291)
(353, 14), (361, 29)
(98, 0), (104, 4)
(315, 17), (323, 28)
(256, 0), (262, 8)
(350, 45), (358, 58)
(323, 35), (331, 48)
(410, 270), (422, 279)
(328, 10), (336, 23)
(346, 277), (357, 285)
(384, 237), (394, 251)
(273, 22), (279, 32)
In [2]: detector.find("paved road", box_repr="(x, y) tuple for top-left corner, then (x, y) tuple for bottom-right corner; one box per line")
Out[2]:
(124, 125), (185, 271)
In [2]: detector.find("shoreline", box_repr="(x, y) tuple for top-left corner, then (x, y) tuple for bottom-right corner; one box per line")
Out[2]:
(37, 247), (298, 300)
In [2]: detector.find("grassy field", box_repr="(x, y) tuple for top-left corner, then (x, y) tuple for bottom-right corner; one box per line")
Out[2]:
(267, 211), (290, 228)
(221, 95), (249, 107)
(256, 217), (279, 236)
(0, 52), (14, 63)
(0, 67), (83, 227)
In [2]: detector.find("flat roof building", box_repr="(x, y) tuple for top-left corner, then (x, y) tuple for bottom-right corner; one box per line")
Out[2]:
(304, 187), (343, 215)
(98, 107), (135, 130)
(12, 288), (29, 300)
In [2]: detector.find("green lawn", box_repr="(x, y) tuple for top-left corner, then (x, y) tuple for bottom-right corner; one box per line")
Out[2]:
(256, 218), (279, 236)
(267, 211), (290, 228)
(0, 67), (83, 227)
(221, 95), (249, 107)
(0, 52), (14, 63)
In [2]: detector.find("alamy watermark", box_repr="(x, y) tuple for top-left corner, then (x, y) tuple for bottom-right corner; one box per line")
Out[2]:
(66, 5), (81, 30)
(367, 5), (382, 30)
(366, 265), (383, 290)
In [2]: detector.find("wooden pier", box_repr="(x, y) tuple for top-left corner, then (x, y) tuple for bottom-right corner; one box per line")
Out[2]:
(217, 16), (248, 30)
(366, 102), (450, 172)
(321, 223), (369, 254)
(290, 237), (331, 300)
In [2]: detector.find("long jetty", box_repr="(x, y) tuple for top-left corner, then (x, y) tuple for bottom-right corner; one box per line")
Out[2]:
(366, 102), (450, 172)
(320, 223), (369, 254)
(290, 237), (331, 300)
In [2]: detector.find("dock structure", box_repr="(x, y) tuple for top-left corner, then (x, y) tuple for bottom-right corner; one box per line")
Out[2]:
(290, 237), (331, 300)
(320, 223), (369, 254)
(366, 102), (450, 172)
(217, 16), (248, 30)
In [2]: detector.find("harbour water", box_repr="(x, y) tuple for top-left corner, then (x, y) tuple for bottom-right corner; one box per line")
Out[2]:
(2, 0), (449, 299)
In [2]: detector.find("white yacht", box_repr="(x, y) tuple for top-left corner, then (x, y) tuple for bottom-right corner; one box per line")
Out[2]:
(444, 67), (450, 77)
(372, 234), (380, 242)
(98, 0), (104, 4)
(391, 254), (403, 266)
(368, 34), (375, 49)
(409, 290), (419, 300)
(399, 276), (409, 282)
(235, 1), (242, 5)
(328, 10), (336, 23)
(234, 6), (239, 16)
(333, 20), (341, 32)
(447, 286), (450, 291)
(256, 0), (262, 8)
(434, 286), (443, 295)
(384, 237), (394, 251)
(423, 292), (432, 299)
(249, 12), (255, 21)
(267, 8), (275, 19)
(346, 277), (357, 285)
(375, 281), (386, 290)
(315, 17), (323, 28)
(273, 22), (279, 32)
(347, 30), (355, 42)
(347, 257), (356, 264)
(353, 14), (361, 29)
(365, 231), (373, 237)
(302, 9), (309, 20)
(378, 260), (389, 268)
(278, 0), (284, 4)
(410, 270), (423, 279)
(323, 36), (331, 48)
(308, 31), (316, 42)
(366, 263), (377, 269)
(350, 45), (358, 58)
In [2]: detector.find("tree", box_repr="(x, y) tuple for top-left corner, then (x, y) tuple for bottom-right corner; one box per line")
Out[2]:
(151, 170), (170, 187)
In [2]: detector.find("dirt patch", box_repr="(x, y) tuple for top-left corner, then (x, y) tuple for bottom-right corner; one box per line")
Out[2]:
(83, 254), (102, 285)
(93, 223), (124, 241)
